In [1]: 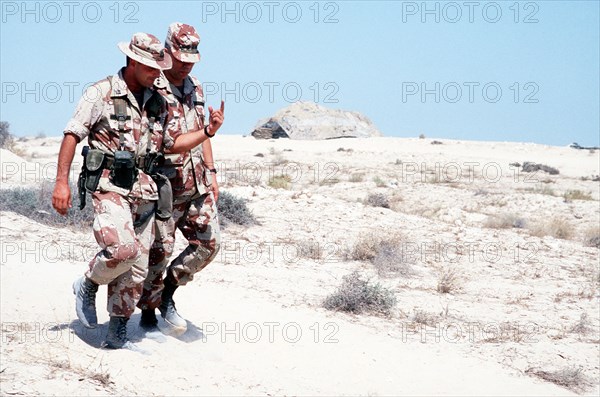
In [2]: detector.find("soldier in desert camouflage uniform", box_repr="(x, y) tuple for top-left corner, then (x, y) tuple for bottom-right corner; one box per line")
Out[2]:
(52, 32), (223, 350)
(137, 23), (223, 332)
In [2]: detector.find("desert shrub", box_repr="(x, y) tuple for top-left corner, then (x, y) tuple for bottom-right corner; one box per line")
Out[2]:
(531, 217), (573, 240)
(563, 190), (593, 201)
(217, 190), (257, 226)
(351, 232), (397, 261)
(351, 232), (412, 277)
(365, 193), (389, 208)
(323, 271), (396, 316)
(413, 310), (439, 326)
(296, 239), (322, 260)
(268, 175), (291, 189)
(351, 233), (381, 261)
(349, 173), (364, 182)
(522, 162), (560, 175)
(372, 239), (414, 277)
(437, 267), (461, 293)
(526, 367), (592, 394)
(0, 180), (93, 229)
(0, 121), (14, 149)
(484, 213), (527, 229)
(533, 184), (556, 196)
(319, 177), (340, 186)
(570, 313), (592, 336)
(373, 176), (386, 187)
(583, 227), (600, 248)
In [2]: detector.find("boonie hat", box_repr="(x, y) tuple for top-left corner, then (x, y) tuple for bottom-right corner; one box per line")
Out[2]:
(118, 32), (172, 70)
(165, 22), (201, 63)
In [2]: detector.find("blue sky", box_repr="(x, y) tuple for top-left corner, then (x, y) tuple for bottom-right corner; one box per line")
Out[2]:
(1, 0), (598, 146)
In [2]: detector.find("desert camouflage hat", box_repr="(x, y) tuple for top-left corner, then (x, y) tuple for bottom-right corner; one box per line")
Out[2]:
(165, 22), (201, 63)
(118, 32), (172, 70)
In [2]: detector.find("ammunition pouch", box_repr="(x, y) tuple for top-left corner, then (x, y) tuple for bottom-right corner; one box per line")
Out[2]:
(110, 150), (137, 190)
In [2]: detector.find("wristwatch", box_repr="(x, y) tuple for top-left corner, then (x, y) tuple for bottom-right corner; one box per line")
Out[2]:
(204, 126), (215, 138)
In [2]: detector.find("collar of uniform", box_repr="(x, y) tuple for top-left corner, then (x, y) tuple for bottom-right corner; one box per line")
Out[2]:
(168, 75), (197, 99)
(110, 68), (129, 98)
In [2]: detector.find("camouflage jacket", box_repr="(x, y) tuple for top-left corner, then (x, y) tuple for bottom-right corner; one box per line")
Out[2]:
(64, 68), (180, 200)
(155, 73), (211, 200)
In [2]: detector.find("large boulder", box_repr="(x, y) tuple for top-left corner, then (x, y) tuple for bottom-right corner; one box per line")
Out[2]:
(251, 101), (383, 140)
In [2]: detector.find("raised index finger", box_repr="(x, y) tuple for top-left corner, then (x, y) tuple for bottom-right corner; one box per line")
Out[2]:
(220, 100), (225, 113)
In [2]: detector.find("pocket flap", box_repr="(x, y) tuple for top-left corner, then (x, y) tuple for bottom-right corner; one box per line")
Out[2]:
(86, 149), (105, 172)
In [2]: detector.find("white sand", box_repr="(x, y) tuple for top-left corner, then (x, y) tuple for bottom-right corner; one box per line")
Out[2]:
(1, 135), (598, 396)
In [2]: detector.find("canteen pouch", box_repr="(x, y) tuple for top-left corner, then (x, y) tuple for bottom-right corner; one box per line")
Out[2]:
(110, 150), (137, 190)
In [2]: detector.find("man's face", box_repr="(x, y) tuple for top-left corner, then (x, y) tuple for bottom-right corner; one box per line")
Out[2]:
(167, 55), (195, 82)
(133, 61), (161, 88)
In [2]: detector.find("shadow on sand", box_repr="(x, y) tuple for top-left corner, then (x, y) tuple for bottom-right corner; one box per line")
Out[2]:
(52, 314), (206, 350)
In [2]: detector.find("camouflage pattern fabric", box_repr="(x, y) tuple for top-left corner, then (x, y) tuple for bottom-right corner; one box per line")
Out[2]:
(85, 191), (155, 317)
(65, 69), (180, 200)
(138, 74), (221, 310)
(64, 69), (178, 317)
(139, 191), (220, 310)
(154, 73), (209, 199)
(165, 22), (201, 63)
(118, 32), (172, 70)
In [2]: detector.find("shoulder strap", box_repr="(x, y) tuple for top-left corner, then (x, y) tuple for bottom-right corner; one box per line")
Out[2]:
(107, 75), (131, 151)
(114, 98), (129, 150)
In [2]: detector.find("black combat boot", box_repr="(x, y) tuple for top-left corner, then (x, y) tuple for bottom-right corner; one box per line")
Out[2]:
(72, 276), (98, 328)
(139, 309), (158, 329)
(103, 316), (130, 349)
(158, 278), (187, 331)
(104, 316), (150, 353)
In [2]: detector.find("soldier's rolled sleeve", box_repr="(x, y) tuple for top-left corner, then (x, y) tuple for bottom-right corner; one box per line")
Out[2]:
(63, 84), (104, 141)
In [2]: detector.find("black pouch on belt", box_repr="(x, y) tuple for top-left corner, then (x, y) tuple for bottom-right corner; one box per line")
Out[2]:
(152, 173), (173, 221)
(110, 150), (137, 190)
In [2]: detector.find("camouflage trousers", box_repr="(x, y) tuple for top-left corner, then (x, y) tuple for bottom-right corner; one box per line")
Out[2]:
(85, 191), (155, 318)
(138, 191), (220, 310)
